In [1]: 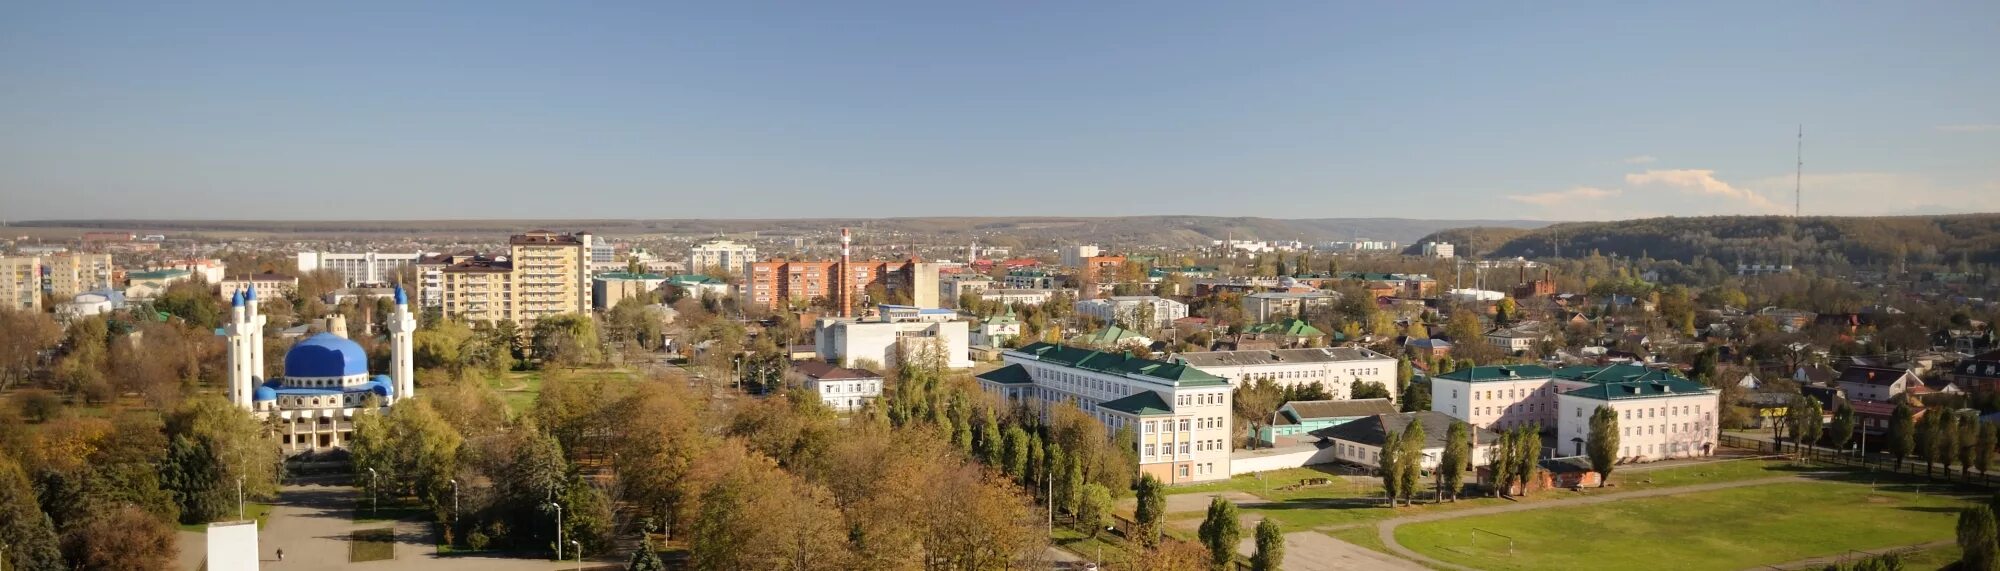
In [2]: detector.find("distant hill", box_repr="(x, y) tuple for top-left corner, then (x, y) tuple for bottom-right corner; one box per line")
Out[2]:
(1408, 214), (2000, 265)
(10, 217), (1547, 246)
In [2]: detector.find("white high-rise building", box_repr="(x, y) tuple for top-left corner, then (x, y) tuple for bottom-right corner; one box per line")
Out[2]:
(297, 252), (422, 286)
(690, 239), (758, 277)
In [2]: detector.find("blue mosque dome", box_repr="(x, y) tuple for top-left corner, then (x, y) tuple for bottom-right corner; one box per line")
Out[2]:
(284, 333), (370, 378)
(253, 385), (277, 401)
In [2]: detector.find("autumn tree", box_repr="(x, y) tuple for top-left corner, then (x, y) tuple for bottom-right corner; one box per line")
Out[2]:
(161, 397), (282, 524)
(1960, 505), (1998, 571)
(60, 504), (179, 571)
(1397, 418), (1426, 506)
(1379, 428), (1403, 506)
(0, 308), (61, 390)
(1232, 377), (1284, 449)
(1889, 401), (1915, 469)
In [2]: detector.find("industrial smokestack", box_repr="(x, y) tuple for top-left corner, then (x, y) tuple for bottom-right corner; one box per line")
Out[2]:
(840, 228), (853, 318)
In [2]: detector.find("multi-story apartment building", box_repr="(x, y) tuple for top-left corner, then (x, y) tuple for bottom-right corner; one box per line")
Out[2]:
(940, 274), (995, 306)
(746, 259), (938, 311)
(1074, 296), (1187, 330)
(1004, 268), (1058, 289)
(1241, 291), (1338, 322)
(43, 253), (115, 299)
(432, 230), (593, 326)
(296, 251), (421, 286)
(0, 256), (40, 311)
(415, 250), (481, 308)
(689, 239), (757, 278)
(1175, 346), (1398, 400)
(1432, 364), (1720, 461)
(977, 342), (1234, 483)
(976, 288), (1064, 307)
(1075, 255), (1127, 299)
(439, 254), (514, 323)
(218, 274), (299, 301)
(508, 230), (592, 323)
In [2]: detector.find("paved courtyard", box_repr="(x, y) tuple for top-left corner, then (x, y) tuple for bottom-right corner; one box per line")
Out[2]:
(177, 483), (614, 570)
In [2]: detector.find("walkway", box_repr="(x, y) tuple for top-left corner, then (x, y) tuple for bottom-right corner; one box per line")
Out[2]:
(179, 483), (612, 571)
(1374, 475), (1815, 571)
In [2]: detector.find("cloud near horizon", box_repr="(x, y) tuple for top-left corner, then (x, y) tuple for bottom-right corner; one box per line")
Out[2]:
(1506, 186), (1622, 206)
(1622, 155), (1658, 164)
(1624, 169), (1787, 213)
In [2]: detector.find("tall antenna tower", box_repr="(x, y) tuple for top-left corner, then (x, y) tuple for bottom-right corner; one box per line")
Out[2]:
(1794, 125), (1803, 217)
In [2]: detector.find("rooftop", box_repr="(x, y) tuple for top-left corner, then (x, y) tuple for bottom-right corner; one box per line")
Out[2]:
(793, 361), (883, 381)
(1309, 411), (1497, 449)
(1434, 365), (1555, 383)
(1282, 398), (1397, 422)
(1012, 342), (1227, 387)
(1098, 391), (1174, 416)
(1563, 378), (1713, 401)
(596, 272), (666, 281)
(1175, 346), (1392, 368)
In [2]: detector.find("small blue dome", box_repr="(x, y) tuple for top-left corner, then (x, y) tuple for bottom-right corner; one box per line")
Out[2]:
(393, 285), (407, 305)
(252, 385), (277, 401)
(369, 376), (395, 397)
(284, 333), (369, 378)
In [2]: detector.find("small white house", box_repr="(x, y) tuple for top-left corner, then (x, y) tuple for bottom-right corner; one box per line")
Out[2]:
(793, 362), (884, 413)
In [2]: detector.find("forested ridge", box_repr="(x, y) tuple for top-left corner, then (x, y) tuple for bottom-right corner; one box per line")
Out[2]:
(1411, 214), (2000, 266)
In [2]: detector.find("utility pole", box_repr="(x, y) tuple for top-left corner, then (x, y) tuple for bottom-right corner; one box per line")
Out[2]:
(551, 502), (564, 561)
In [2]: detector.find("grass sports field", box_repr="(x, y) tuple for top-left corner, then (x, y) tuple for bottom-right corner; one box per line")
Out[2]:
(1394, 481), (1967, 571)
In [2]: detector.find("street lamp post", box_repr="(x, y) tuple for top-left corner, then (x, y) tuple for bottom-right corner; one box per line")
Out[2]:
(571, 540), (581, 570)
(551, 502), (564, 561)
(367, 468), (377, 516)
(449, 479), (459, 524)
(237, 476), (245, 521)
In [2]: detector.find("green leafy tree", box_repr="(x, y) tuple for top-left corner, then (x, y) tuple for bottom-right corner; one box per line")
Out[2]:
(1960, 505), (1999, 571)
(1251, 517), (1284, 571)
(1828, 401), (1856, 456)
(1379, 429), (1403, 506)
(1510, 426), (1541, 497)
(1198, 497), (1241, 570)
(1439, 421), (1470, 501)
(1889, 402), (1915, 470)
(1135, 474), (1166, 548)
(1588, 406), (1620, 487)
(1795, 396), (1823, 460)
(1003, 425), (1029, 481)
(1077, 483), (1111, 538)
(1395, 355), (1414, 398)
(1980, 422), (1997, 479)
(1, 455), (65, 571)
(1398, 418), (1426, 506)
(626, 546), (667, 571)
(1490, 429), (1516, 497)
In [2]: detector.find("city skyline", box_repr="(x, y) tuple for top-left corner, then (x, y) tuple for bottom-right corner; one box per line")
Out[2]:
(3, 1), (1996, 221)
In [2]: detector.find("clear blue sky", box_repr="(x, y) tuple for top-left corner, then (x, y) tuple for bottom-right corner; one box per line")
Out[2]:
(3, 1), (1995, 221)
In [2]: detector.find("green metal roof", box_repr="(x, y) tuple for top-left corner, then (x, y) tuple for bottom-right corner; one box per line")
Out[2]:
(598, 272), (666, 280)
(1245, 318), (1325, 338)
(1013, 342), (1228, 387)
(975, 363), (1035, 385)
(1563, 378), (1712, 401)
(1098, 391), (1175, 416)
(1071, 325), (1150, 346)
(666, 274), (723, 285)
(1433, 365), (1555, 383)
(1551, 364), (1686, 384)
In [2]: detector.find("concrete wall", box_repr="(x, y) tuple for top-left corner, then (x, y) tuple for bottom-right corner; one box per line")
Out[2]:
(1228, 445), (1339, 476)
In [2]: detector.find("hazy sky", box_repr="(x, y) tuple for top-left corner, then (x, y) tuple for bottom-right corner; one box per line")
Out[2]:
(3, 2), (1996, 221)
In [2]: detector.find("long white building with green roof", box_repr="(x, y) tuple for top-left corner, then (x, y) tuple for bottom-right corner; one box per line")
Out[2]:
(977, 342), (1236, 484)
(1431, 363), (1720, 462)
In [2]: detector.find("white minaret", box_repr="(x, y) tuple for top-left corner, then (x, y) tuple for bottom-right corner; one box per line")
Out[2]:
(246, 284), (265, 384)
(224, 290), (251, 408)
(389, 284), (417, 401)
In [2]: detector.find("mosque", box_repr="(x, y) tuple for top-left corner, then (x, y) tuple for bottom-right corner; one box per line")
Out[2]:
(223, 284), (416, 455)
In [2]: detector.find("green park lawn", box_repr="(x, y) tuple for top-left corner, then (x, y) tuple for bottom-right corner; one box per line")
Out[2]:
(1394, 481), (1968, 571)
(349, 528), (396, 562)
(1164, 458), (1802, 531)
(483, 367), (641, 414)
